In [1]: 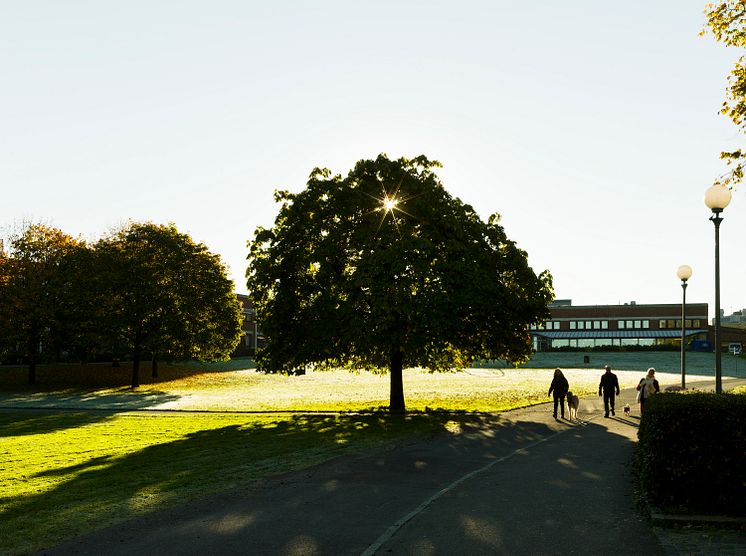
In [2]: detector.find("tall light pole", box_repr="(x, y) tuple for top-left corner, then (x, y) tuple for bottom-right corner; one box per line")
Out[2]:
(704, 184), (732, 394)
(676, 265), (692, 389)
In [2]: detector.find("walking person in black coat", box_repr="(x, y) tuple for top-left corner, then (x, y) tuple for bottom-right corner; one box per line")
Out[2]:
(598, 364), (620, 417)
(548, 368), (569, 419)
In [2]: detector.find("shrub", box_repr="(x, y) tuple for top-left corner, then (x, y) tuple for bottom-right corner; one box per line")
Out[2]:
(636, 392), (746, 515)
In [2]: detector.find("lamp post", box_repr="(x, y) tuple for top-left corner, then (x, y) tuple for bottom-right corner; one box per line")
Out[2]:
(676, 265), (692, 389)
(704, 184), (732, 394)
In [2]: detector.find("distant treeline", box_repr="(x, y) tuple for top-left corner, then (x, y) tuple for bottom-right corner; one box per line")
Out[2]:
(0, 222), (243, 387)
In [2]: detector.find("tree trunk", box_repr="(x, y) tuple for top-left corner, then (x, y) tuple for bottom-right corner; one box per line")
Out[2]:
(132, 328), (142, 388)
(28, 354), (36, 385)
(132, 351), (140, 388)
(151, 356), (158, 378)
(389, 348), (405, 412)
(28, 335), (37, 385)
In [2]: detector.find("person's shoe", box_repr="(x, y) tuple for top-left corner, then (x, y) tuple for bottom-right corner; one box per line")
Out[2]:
(604, 413), (609, 418)
(611, 409), (615, 416)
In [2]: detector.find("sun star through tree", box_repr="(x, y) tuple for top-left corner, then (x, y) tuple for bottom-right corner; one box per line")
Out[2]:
(247, 154), (554, 412)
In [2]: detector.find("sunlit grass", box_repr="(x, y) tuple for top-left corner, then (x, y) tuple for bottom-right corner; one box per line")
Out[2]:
(0, 360), (723, 554)
(0, 410), (456, 555)
(0, 364), (711, 412)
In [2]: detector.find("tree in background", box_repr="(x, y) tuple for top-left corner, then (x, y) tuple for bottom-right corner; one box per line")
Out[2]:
(248, 154), (553, 412)
(51, 241), (111, 363)
(0, 225), (81, 383)
(704, 1), (746, 186)
(98, 222), (242, 388)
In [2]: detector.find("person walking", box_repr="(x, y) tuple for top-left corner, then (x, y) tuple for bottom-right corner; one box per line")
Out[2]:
(636, 367), (660, 414)
(598, 364), (620, 418)
(548, 368), (569, 419)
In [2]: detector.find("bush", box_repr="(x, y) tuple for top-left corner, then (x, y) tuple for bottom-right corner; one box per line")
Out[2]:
(636, 392), (746, 515)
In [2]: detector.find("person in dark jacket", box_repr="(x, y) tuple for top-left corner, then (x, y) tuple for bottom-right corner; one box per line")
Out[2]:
(548, 368), (569, 419)
(598, 364), (620, 417)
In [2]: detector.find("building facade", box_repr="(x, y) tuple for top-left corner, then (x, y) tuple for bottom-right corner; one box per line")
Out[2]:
(232, 294), (263, 357)
(530, 300), (710, 351)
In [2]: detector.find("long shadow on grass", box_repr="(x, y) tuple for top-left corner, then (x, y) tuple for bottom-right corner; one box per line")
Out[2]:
(0, 389), (181, 436)
(1, 413), (477, 554)
(21, 415), (658, 556)
(4, 413), (572, 555)
(0, 410), (122, 437)
(0, 388), (180, 411)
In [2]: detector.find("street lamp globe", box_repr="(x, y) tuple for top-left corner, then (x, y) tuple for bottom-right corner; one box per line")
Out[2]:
(704, 184), (732, 211)
(676, 265), (692, 281)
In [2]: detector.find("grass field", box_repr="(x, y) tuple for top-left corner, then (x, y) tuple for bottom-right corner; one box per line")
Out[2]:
(0, 410), (463, 555)
(0, 357), (735, 555)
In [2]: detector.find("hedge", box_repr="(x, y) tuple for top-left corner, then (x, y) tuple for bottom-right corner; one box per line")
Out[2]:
(636, 392), (746, 515)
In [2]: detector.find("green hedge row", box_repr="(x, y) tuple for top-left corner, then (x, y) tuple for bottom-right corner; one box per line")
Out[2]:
(636, 392), (746, 516)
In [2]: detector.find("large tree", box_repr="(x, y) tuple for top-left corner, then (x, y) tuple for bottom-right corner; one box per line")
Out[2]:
(704, 1), (746, 186)
(247, 154), (553, 412)
(98, 222), (243, 387)
(0, 225), (81, 383)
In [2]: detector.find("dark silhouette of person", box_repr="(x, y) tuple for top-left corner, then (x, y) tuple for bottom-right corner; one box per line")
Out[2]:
(598, 364), (620, 417)
(636, 367), (660, 414)
(548, 368), (569, 419)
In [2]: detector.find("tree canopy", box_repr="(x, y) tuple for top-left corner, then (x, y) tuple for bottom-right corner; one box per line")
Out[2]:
(97, 222), (244, 387)
(0, 225), (81, 383)
(704, 0), (746, 186)
(247, 154), (553, 411)
(0, 222), (243, 387)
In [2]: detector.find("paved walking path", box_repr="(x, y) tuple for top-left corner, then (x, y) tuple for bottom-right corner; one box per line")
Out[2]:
(37, 381), (746, 556)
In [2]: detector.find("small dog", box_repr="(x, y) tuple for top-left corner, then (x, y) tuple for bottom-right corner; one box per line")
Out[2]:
(566, 391), (579, 420)
(623, 403), (631, 417)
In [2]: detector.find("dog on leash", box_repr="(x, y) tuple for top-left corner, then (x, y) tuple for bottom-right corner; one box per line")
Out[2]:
(623, 403), (631, 417)
(567, 391), (579, 420)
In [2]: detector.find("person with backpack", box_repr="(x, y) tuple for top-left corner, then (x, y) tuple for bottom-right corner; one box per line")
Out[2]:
(636, 367), (660, 414)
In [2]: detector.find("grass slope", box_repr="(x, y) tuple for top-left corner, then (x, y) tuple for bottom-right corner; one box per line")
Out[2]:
(0, 359), (722, 554)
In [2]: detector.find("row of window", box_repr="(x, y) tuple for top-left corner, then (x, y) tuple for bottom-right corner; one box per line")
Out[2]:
(547, 338), (657, 348)
(531, 318), (703, 331)
(659, 319), (702, 329)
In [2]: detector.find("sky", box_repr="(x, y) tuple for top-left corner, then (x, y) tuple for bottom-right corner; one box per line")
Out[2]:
(2, 1), (745, 318)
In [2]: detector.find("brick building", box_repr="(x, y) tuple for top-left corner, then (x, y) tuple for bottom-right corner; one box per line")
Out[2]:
(530, 300), (746, 353)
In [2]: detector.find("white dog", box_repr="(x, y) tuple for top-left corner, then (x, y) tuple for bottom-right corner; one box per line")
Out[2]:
(566, 391), (579, 420)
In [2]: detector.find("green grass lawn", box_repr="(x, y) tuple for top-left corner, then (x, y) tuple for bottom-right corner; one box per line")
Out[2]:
(0, 361), (699, 413)
(0, 360), (727, 555)
(1, 409), (467, 555)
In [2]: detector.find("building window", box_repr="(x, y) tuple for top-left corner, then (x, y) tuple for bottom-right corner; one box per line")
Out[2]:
(642, 320), (649, 329)
(693, 319), (701, 327)
(626, 320), (633, 329)
(634, 320), (641, 329)
(577, 321), (584, 330)
(618, 321), (625, 329)
(593, 321), (601, 329)
(601, 321), (608, 329)
(570, 321), (577, 330)
(659, 320), (666, 329)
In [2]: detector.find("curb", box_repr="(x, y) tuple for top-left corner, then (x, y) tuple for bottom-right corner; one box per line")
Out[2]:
(649, 507), (746, 527)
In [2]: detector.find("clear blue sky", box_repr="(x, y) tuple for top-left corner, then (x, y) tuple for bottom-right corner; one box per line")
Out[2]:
(2, 1), (744, 317)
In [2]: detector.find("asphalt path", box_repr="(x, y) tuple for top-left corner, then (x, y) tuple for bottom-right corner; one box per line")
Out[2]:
(36, 380), (746, 556)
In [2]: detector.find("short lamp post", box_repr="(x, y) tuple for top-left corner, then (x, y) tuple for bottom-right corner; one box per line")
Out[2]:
(704, 184), (732, 394)
(676, 265), (692, 389)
